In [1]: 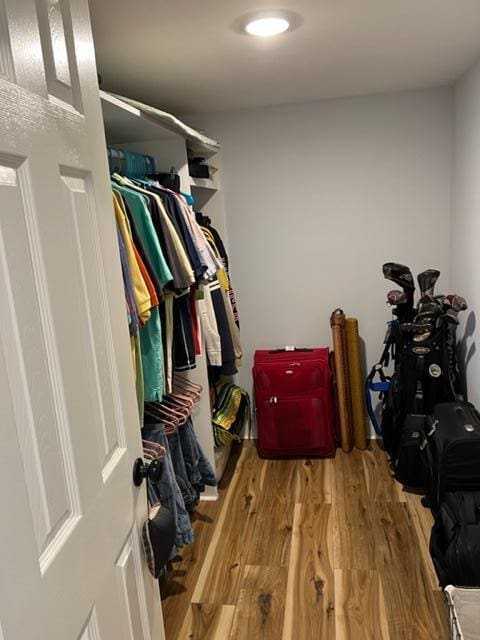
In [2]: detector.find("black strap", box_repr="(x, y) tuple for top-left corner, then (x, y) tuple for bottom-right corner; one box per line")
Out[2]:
(379, 322), (398, 368)
(379, 338), (391, 367)
(414, 356), (425, 414)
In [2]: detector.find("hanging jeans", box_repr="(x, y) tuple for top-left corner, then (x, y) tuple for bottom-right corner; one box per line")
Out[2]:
(168, 419), (217, 512)
(179, 418), (217, 494)
(143, 427), (194, 548)
(168, 429), (199, 513)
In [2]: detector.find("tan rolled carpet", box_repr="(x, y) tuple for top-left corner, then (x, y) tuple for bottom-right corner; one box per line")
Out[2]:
(330, 309), (353, 452)
(345, 317), (367, 450)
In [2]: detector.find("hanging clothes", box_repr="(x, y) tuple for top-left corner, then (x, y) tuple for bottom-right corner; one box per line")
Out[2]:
(197, 213), (241, 327)
(144, 426), (194, 548)
(148, 185), (207, 281)
(114, 192), (164, 302)
(206, 279), (237, 375)
(115, 176), (195, 293)
(113, 183), (174, 401)
(143, 375), (216, 550)
(197, 283), (222, 366)
(206, 224), (240, 327)
(109, 148), (226, 561)
(113, 194), (152, 324)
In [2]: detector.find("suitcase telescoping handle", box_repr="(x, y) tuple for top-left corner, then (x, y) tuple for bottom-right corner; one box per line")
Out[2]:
(268, 347), (314, 354)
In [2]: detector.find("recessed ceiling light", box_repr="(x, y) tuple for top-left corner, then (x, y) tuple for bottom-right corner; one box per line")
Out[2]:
(232, 10), (302, 38)
(245, 16), (290, 37)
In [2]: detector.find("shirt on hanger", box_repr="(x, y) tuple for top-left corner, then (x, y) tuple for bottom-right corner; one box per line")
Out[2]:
(113, 194), (151, 324)
(114, 176), (194, 292)
(112, 185), (173, 288)
(113, 190), (164, 302)
(113, 188), (166, 402)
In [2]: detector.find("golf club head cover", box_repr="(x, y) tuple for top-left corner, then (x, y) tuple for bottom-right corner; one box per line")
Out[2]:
(382, 263), (415, 290)
(383, 262), (415, 322)
(445, 294), (468, 312)
(417, 269), (440, 298)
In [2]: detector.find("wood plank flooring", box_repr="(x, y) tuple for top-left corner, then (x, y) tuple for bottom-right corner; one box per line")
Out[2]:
(160, 442), (448, 639)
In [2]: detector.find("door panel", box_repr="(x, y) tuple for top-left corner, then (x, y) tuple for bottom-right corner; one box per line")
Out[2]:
(3, 0), (47, 95)
(116, 527), (152, 639)
(0, 0), (164, 638)
(60, 170), (126, 477)
(78, 610), (102, 640)
(0, 0), (14, 83)
(0, 155), (81, 561)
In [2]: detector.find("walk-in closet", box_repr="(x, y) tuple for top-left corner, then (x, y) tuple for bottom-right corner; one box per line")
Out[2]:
(3, 2), (480, 639)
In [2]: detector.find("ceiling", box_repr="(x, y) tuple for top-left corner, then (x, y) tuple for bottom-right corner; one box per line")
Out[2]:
(89, 0), (480, 114)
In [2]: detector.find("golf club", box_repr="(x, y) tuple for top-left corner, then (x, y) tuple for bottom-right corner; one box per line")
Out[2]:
(445, 294), (468, 313)
(417, 269), (441, 299)
(383, 262), (415, 322)
(387, 289), (408, 306)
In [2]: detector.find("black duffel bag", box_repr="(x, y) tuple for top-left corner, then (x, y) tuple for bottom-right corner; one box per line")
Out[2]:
(430, 491), (480, 587)
(395, 413), (426, 487)
(421, 401), (480, 512)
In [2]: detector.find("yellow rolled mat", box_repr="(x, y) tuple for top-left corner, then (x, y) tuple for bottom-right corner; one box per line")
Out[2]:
(330, 309), (353, 452)
(345, 317), (367, 450)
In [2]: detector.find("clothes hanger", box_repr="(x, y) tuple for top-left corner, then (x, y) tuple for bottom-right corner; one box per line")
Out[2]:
(168, 388), (199, 409)
(173, 373), (202, 392)
(150, 400), (188, 423)
(142, 421), (169, 436)
(142, 441), (166, 461)
(144, 406), (178, 432)
(167, 389), (196, 409)
(173, 376), (202, 400)
(160, 394), (191, 415)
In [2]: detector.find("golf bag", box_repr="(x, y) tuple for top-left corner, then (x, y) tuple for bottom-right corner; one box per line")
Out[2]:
(381, 321), (457, 456)
(430, 491), (480, 587)
(366, 263), (464, 486)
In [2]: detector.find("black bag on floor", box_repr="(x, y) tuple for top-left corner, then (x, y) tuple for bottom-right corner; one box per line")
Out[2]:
(395, 414), (426, 487)
(421, 401), (480, 511)
(430, 491), (480, 587)
(381, 322), (456, 461)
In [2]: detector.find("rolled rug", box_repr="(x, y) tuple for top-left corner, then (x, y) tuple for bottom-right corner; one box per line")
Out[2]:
(345, 317), (368, 450)
(330, 309), (353, 452)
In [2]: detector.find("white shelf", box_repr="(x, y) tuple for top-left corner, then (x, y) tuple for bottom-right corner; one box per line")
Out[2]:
(189, 176), (219, 192)
(100, 90), (220, 156)
(100, 91), (181, 144)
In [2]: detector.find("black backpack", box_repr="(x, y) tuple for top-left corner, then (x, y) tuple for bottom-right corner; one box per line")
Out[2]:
(430, 491), (480, 587)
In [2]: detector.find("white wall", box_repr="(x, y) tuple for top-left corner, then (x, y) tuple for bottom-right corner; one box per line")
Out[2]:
(450, 60), (480, 406)
(191, 88), (453, 431)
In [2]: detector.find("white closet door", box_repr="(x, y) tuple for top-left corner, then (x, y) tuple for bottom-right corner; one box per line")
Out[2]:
(0, 1), (164, 638)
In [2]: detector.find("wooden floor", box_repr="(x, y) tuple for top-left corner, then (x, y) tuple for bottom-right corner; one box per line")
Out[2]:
(160, 442), (448, 640)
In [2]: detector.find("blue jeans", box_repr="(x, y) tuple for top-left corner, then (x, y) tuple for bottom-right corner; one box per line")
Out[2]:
(143, 427), (194, 548)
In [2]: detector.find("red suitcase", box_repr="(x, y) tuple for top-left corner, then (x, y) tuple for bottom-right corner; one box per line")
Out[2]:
(253, 347), (336, 458)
